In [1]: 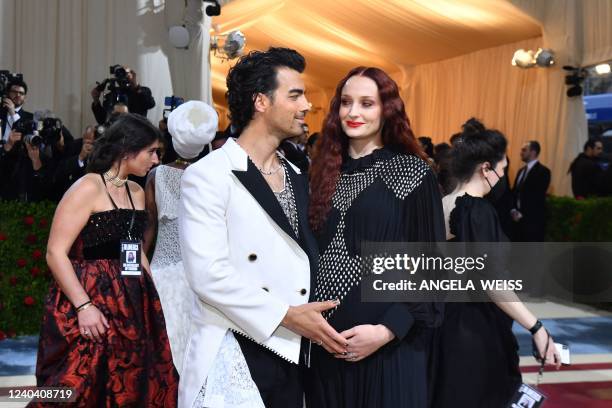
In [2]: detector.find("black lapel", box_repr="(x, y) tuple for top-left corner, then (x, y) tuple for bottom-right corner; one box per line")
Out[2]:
(232, 159), (299, 243)
(522, 163), (539, 189)
(286, 163), (318, 253)
(284, 162), (320, 298)
(517, 166), (527, 190)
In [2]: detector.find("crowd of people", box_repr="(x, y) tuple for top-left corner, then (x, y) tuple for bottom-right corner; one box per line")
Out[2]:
(0, 66), (174, 203)
(7, 48), (603, 407)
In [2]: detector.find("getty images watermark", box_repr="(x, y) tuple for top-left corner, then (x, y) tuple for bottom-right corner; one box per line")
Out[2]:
(359, 242), (612, 303)
(371, 252), (522, 291)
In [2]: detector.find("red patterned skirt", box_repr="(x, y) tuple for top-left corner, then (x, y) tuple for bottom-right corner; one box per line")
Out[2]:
(30, 259), (179, 407)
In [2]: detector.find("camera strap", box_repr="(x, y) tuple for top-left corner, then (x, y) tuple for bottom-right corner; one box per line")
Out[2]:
(506, 331), (551, 407)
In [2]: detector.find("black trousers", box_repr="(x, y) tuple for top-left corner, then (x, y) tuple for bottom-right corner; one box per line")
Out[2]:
(234, 333), (304, 408)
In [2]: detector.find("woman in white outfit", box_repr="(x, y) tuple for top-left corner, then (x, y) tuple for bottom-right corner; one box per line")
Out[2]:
(143, 101), (217, 374)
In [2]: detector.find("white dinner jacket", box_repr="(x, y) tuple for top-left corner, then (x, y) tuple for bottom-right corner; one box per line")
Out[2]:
(177, 138), (315, 408)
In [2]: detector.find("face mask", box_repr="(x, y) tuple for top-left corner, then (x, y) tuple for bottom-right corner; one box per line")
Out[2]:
(485, 167), (507, 202)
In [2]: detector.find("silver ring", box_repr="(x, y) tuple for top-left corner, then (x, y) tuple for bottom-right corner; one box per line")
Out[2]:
(317, 340), (323, 346)
(83, 329), (89, 335)
(347, 352), (355, 358)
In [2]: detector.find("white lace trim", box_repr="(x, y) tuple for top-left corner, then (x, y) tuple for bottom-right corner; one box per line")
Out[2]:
(193, 331), (265, 408)
(149, 261), (193, 374)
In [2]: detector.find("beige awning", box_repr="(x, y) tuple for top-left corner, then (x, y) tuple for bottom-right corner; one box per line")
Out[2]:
(211, 0), (541, 101)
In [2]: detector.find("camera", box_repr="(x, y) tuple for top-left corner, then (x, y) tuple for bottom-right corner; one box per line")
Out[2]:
(13, 118), (40, 145)
(0, 71), (24, 117)
(204, 1), (221, 16)
(96, 65), (131, 114)
(39, 117), (63, 145)
(0, 70), (23, 96)
(12, 114), (63, 147)
(94, 124), (106, 139)
(163, 95), (185, 120)
(110, 64), (128, 80)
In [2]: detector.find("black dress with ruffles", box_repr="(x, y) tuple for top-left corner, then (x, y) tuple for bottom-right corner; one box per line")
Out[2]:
(432, 194), (521, 408)
(306, 148), (446, 408)
(32, 182), (178, 408)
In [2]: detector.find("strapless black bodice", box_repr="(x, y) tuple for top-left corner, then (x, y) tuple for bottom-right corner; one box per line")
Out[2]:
(80, 209), (147, 260)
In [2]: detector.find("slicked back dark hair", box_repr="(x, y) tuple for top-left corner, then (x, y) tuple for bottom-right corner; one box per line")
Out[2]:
(528, 140), (541, 156)
(225, 47), (306, 134)
(451, 117), (507, 183)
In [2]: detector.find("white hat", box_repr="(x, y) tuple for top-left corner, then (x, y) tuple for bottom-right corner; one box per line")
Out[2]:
(167, 100), (218, 159)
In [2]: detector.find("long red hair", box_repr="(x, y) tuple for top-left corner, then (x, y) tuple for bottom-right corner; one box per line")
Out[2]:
(309, 67), (425, 231)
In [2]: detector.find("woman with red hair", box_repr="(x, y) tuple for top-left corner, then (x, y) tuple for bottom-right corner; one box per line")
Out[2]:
(307, 67), (445, 407)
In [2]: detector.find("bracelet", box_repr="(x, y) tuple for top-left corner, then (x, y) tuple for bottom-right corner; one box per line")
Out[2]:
(75, 301), (92, 312)
(77, 303), (93, 313)
(529, 319), (543, 335)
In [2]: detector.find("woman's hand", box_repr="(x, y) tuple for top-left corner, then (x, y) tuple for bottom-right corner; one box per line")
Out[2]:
(334, 324), (395, 362)
(78, 305), (110, 342)
(533, 327), (561, 369)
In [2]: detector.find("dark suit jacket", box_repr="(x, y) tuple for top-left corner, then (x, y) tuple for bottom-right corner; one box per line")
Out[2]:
(1, 108), (34, 137)
(569, 153), (602, 198)
(280, 140), (309, 173)
(51, 138), (87, 202)
(91, 85), (156, 125)
(512, 161), (551, 241)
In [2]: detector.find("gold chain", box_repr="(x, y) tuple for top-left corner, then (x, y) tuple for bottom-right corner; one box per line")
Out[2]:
(103, 171), (128, 187)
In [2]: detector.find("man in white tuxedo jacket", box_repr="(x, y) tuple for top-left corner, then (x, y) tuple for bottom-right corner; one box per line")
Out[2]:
(178, 48), (348, 408)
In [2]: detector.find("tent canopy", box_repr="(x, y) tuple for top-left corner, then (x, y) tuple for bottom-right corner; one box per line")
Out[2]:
(211, 0), (542, 102)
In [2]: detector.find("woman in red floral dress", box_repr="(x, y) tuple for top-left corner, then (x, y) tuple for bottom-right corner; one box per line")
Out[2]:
(30, 114), (178, 407)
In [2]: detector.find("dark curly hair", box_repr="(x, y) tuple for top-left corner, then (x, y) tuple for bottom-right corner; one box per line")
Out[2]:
(225, 47), (306, 134)
(450, 118), (507, 183)
(309, 66), (426, 231)
(87, 113), (161, 174)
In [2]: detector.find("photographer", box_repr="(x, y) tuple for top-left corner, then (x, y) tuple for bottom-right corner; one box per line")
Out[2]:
(157, 96), (185, 164)
(1, 79), (33, 144)
(51, 125), (97, 201)
(0, 125), (52, 202)
(91, 66), (155, 125)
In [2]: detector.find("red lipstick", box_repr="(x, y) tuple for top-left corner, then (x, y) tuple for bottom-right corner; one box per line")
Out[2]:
(346, 121), (365, 128)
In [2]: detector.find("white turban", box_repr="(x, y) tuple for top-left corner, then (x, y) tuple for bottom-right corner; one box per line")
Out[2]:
(167, 100), (218, 159)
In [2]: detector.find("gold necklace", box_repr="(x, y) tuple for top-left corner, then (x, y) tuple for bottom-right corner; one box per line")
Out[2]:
(175, 158), (194, 167)
(103, 170), (128, 187)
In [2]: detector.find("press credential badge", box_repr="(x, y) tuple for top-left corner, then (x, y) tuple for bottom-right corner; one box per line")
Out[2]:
(120, 240), (142, 276)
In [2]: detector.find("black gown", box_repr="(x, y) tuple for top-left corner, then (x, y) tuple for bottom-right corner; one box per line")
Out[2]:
(432, 194), (521, 408)
(306, 148), (446, 408)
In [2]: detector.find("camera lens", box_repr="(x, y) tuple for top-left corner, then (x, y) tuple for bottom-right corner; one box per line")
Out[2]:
(25, 133), (42, 146)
